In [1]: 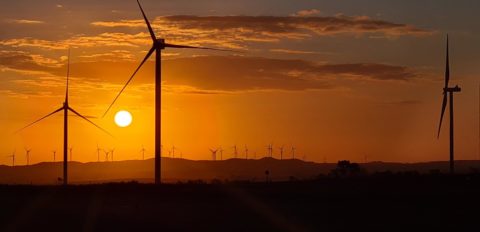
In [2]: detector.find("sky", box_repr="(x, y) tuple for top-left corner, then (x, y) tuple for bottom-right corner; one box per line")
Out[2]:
(1, 0), (479, 165)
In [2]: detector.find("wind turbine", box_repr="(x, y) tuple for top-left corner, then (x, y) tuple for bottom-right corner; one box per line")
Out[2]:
(7, 150), (15, 166)
(16, 51), (111, 185)
(171, 146), (176, 158)
(437, 35), (461, 175)
(291, 146), (296, 159)
(266, 144), (273, 158)
(279, 145), (284, 160)
(96, 144), (102, 162)
(52, 150), (56, 162)
(210, 149), (218, 161)
(24, 148), (31, 166)
(141, 145), (146, 160)
(232, 145), (238, 158)
(244, 145), (249, 159)
(110, 148), (115, 161)
(103, 149), (110, 162)
(69, 147), (73, 161)
(102, 0), (232, 184)
(219, 147), (224, 160)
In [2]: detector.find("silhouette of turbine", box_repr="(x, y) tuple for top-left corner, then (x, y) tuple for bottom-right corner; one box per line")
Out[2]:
(69, 147), (73, 161)
(210, 148), (218, 161)
(6, 150), (15, 166)
(244, 145), (249, 159)
(232, 145), (238, 158)
(102, 0), (232, 184)
(437, 35), (461, 175)
(24, 148), (31, 166)
(141, 145), (146, 160)
(110, 148), (115, 161)
(52, 150), (56, 162)
(16, 51), (111, 185)
(279, 145), (284, 160)
(103, 149), (110, 162)
(96, 144), (102, 162)
(291, 146), (296, 159)
(219, 147), (224, 160)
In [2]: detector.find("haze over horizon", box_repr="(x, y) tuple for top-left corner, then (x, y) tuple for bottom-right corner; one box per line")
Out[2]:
(1, 0), (480, 165)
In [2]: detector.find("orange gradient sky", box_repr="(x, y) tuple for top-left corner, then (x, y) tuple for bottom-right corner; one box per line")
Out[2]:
(1, 0), (480, 165)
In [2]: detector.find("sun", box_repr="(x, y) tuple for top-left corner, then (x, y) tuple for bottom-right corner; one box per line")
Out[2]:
(114, 110), (132, 127)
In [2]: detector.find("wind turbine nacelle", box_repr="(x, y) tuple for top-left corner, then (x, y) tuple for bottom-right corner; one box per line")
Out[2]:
(156, 39), (166, 48)
(444, 86), (461, 92)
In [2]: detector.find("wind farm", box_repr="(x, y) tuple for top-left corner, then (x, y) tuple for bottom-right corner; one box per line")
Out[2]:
(1, 0), (480, 231)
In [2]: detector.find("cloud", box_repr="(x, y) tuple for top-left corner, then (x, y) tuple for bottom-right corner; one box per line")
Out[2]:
(6, 19), (45, 24)
(89, 14), (433, 50)
(292, 9), (321, 17)
(93, 15), (432, 37)
(0, 54), (418, 93)
(0, 33), (151, 50)
(269, 49), (318, 55)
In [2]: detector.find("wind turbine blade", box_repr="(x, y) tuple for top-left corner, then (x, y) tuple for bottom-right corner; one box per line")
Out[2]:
(15, 106), (64, 134)
(444, 35), (450, 89)
(102, 46), (155, 117)
(68, 107), (114, 138)
(164, 43), (236, 52)
(137, 0), (156, 41)
(66, 49), (70, 102)
(437, 93), (448, 138)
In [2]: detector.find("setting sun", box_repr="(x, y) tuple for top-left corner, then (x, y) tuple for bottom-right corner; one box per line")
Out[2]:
(115, 110), (132, 127)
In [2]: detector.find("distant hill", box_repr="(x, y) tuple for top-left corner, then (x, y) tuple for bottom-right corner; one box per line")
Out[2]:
(0, 158), (479, 184)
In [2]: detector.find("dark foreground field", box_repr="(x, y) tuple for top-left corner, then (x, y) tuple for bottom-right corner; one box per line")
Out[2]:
(1, 176), (479, 232)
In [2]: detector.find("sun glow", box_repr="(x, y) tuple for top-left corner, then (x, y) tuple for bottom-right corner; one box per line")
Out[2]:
(114, 110), (132, 127)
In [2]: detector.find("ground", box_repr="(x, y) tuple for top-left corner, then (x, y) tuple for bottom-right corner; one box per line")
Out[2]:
(0, 175), (479, 232)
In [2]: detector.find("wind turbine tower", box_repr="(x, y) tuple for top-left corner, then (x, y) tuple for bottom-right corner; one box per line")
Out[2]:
(437, 35), (461, 175)
(102, 0), (232, 184)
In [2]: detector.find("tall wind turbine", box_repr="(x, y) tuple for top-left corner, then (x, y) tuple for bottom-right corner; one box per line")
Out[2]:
(437, 35), (461, 175)
(244, 145), (249, 159)
(17, 51), (111, 185)
(102, 0), (232, 184)
(52, 150), (56, 162)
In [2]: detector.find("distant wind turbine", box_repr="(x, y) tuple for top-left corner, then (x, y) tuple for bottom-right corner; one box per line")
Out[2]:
(7, 150), (15, 166)
(291, 146), (296, 159)
(96, 144), (102, 162)
(103, 150), (110, 162)
(16, 50), (111, 185)
(210, 149), (218, 161)
(110, 148), (115, 161)
(266, 144), (273, 158)
(24, 148), (31, 166)
(102, 0), (233, 184)
(244, 145), (249, 159)
(69, 147), (73, 161)
(219, 147), (224, 160)
(52, 150), (56, 162)
(232, 145), (238, 158)
(141, 145), (146, 160)
(279, 146), (284, 160)
(437, 35), (461, 175)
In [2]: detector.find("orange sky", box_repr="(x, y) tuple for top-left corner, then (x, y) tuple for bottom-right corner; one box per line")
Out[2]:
(1, 0), (480, 165)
